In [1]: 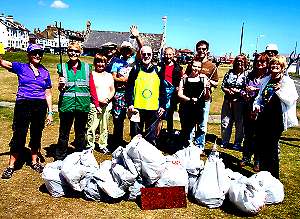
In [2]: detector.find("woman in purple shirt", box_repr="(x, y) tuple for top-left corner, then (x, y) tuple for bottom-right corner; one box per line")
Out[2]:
(0, 44), (53, 179)
(240, 53), (269, 171)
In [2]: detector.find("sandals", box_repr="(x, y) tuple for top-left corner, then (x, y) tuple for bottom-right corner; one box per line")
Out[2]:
(31, 162), (44, 173)
(2, 166), (14, 179)
(2, 162), (44, 179)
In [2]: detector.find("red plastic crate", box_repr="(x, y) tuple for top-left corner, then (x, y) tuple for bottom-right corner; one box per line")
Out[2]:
(141, 186), (187, 210)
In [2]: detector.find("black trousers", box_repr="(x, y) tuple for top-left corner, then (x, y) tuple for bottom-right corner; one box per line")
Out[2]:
(165, 94), (178, 132)
(113, 110), (127, 144)
(56, 111), (88, 160)
(130, 109), (159, 146)
(9, 99), (47, 154)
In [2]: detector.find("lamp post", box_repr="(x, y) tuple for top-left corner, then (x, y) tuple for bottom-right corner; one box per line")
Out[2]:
(255, 34), (264, 52)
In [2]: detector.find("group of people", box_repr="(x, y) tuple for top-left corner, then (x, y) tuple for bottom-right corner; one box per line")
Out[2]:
(0, 25), (298, 180)
(220, 44), (298, 178)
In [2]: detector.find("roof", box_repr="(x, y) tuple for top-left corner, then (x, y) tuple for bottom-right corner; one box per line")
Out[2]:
(83, 30), (163, 51)
(0, 19), (29, 32)
(34, 26), (84, 41)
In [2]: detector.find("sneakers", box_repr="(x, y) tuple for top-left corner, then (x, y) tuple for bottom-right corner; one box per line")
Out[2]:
(31, 162), (44, 173)
(99, 147), (110, 155)
(2, 166), (14, 179)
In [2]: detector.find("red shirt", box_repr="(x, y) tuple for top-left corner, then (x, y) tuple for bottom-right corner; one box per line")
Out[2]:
(165, 65), (174, 85)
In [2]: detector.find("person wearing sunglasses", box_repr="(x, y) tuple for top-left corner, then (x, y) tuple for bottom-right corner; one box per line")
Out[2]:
(55, 42), (99, 160)
(253, 56), (298, 179)
(99, 42), (119, 73)
(0, 44), (53, 179)
(239, 52), (269, 172)
(265, 43), (279, 59)
(126, 45), (166, 146)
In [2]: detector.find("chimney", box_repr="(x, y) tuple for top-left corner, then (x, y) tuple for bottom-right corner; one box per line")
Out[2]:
(6, 15), (14, 23)
(86, 20), (91, 35)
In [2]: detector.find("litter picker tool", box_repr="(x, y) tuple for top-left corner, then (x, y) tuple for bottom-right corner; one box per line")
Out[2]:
(55, 21), (63, 76)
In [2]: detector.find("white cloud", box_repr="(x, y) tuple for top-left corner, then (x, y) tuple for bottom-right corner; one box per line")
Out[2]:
(50, 0), (69, 9)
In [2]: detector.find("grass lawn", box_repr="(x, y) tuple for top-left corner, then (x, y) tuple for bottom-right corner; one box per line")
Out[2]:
(0, 52), (299, 218)
(0, 106), (299, 218)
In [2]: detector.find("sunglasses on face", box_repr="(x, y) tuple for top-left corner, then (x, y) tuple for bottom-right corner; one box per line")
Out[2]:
(142, 53), (152, 57)
(68, 49), (81, 54)
(29, 50), (44, 57)
(197, 47), (207, 51)
(94, 58), (106, 64)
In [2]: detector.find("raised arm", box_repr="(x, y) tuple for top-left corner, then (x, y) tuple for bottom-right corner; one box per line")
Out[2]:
(0, 56), (12, 71)
(130, 25), (144, 50)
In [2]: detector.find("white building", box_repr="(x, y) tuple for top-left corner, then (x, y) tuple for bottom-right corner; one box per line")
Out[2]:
(33, 25), (84, 53)
(0, 14), (29, 50)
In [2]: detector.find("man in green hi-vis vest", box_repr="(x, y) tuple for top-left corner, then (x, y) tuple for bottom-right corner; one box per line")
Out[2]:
(55, 42), (99, 160)
(126, 46), (166, 146)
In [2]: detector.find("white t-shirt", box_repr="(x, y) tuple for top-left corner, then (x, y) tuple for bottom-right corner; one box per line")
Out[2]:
(92, 71), (114, 101)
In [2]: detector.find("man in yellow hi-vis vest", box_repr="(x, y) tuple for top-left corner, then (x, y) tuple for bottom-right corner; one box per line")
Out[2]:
(126, 46), (166, 145)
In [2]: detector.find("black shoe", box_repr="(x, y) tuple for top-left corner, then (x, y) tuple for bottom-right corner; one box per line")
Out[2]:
(2, 166), (14, 179)
(31, 162), (44, 173)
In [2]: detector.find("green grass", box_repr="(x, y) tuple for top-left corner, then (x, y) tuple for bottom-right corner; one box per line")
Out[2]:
(0, 52), (94, 104)
(0, 107), (299, 218)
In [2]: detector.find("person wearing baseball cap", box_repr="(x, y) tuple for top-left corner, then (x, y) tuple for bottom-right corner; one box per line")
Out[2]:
(100, 42), (118, 72)
(0, 43), (53, 179)
(265, 43), (279, 58)
(111, 41), (137, 146)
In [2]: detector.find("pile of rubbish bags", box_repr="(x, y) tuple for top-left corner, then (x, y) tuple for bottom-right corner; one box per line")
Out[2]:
(42, 135), (284, 214)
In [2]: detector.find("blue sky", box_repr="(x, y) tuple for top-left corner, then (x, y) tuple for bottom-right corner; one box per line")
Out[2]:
(1, 0), (300, 56)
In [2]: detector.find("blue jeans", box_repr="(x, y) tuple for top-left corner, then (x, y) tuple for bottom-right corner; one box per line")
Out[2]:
(193, 100), (211, 150)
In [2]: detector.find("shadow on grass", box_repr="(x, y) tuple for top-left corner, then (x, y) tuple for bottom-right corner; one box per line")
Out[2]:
(279, 140), (300, 148)
(0, 151), (10, 157)
(187, 194), (251, 217)
(39, 182), (125, 204)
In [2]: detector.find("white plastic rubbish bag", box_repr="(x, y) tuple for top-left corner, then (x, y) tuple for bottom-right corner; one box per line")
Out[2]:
(82, 172), (105, 201)
(111, 163), (137, 190)
(155, 156), (189, 193)
(191, 152), (231, 208)
(250, 171), (284, 204)
(42, 161), (70, 198)
(172, 146), (204, 175)
(61, 149), (99, 191)
(225, 168), (247, 181)
(126, 135), (166, 185)
(128, 178), (146, 200)
(228, 177), (266, 214)
(111, 146), (138, 190)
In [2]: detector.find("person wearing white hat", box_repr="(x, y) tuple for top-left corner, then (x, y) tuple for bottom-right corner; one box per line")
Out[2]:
(265, 43), (279, 58)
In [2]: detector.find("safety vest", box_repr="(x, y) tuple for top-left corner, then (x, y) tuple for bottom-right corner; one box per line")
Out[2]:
(134, 69), (160, 110)
(58, 62), (91, 112)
